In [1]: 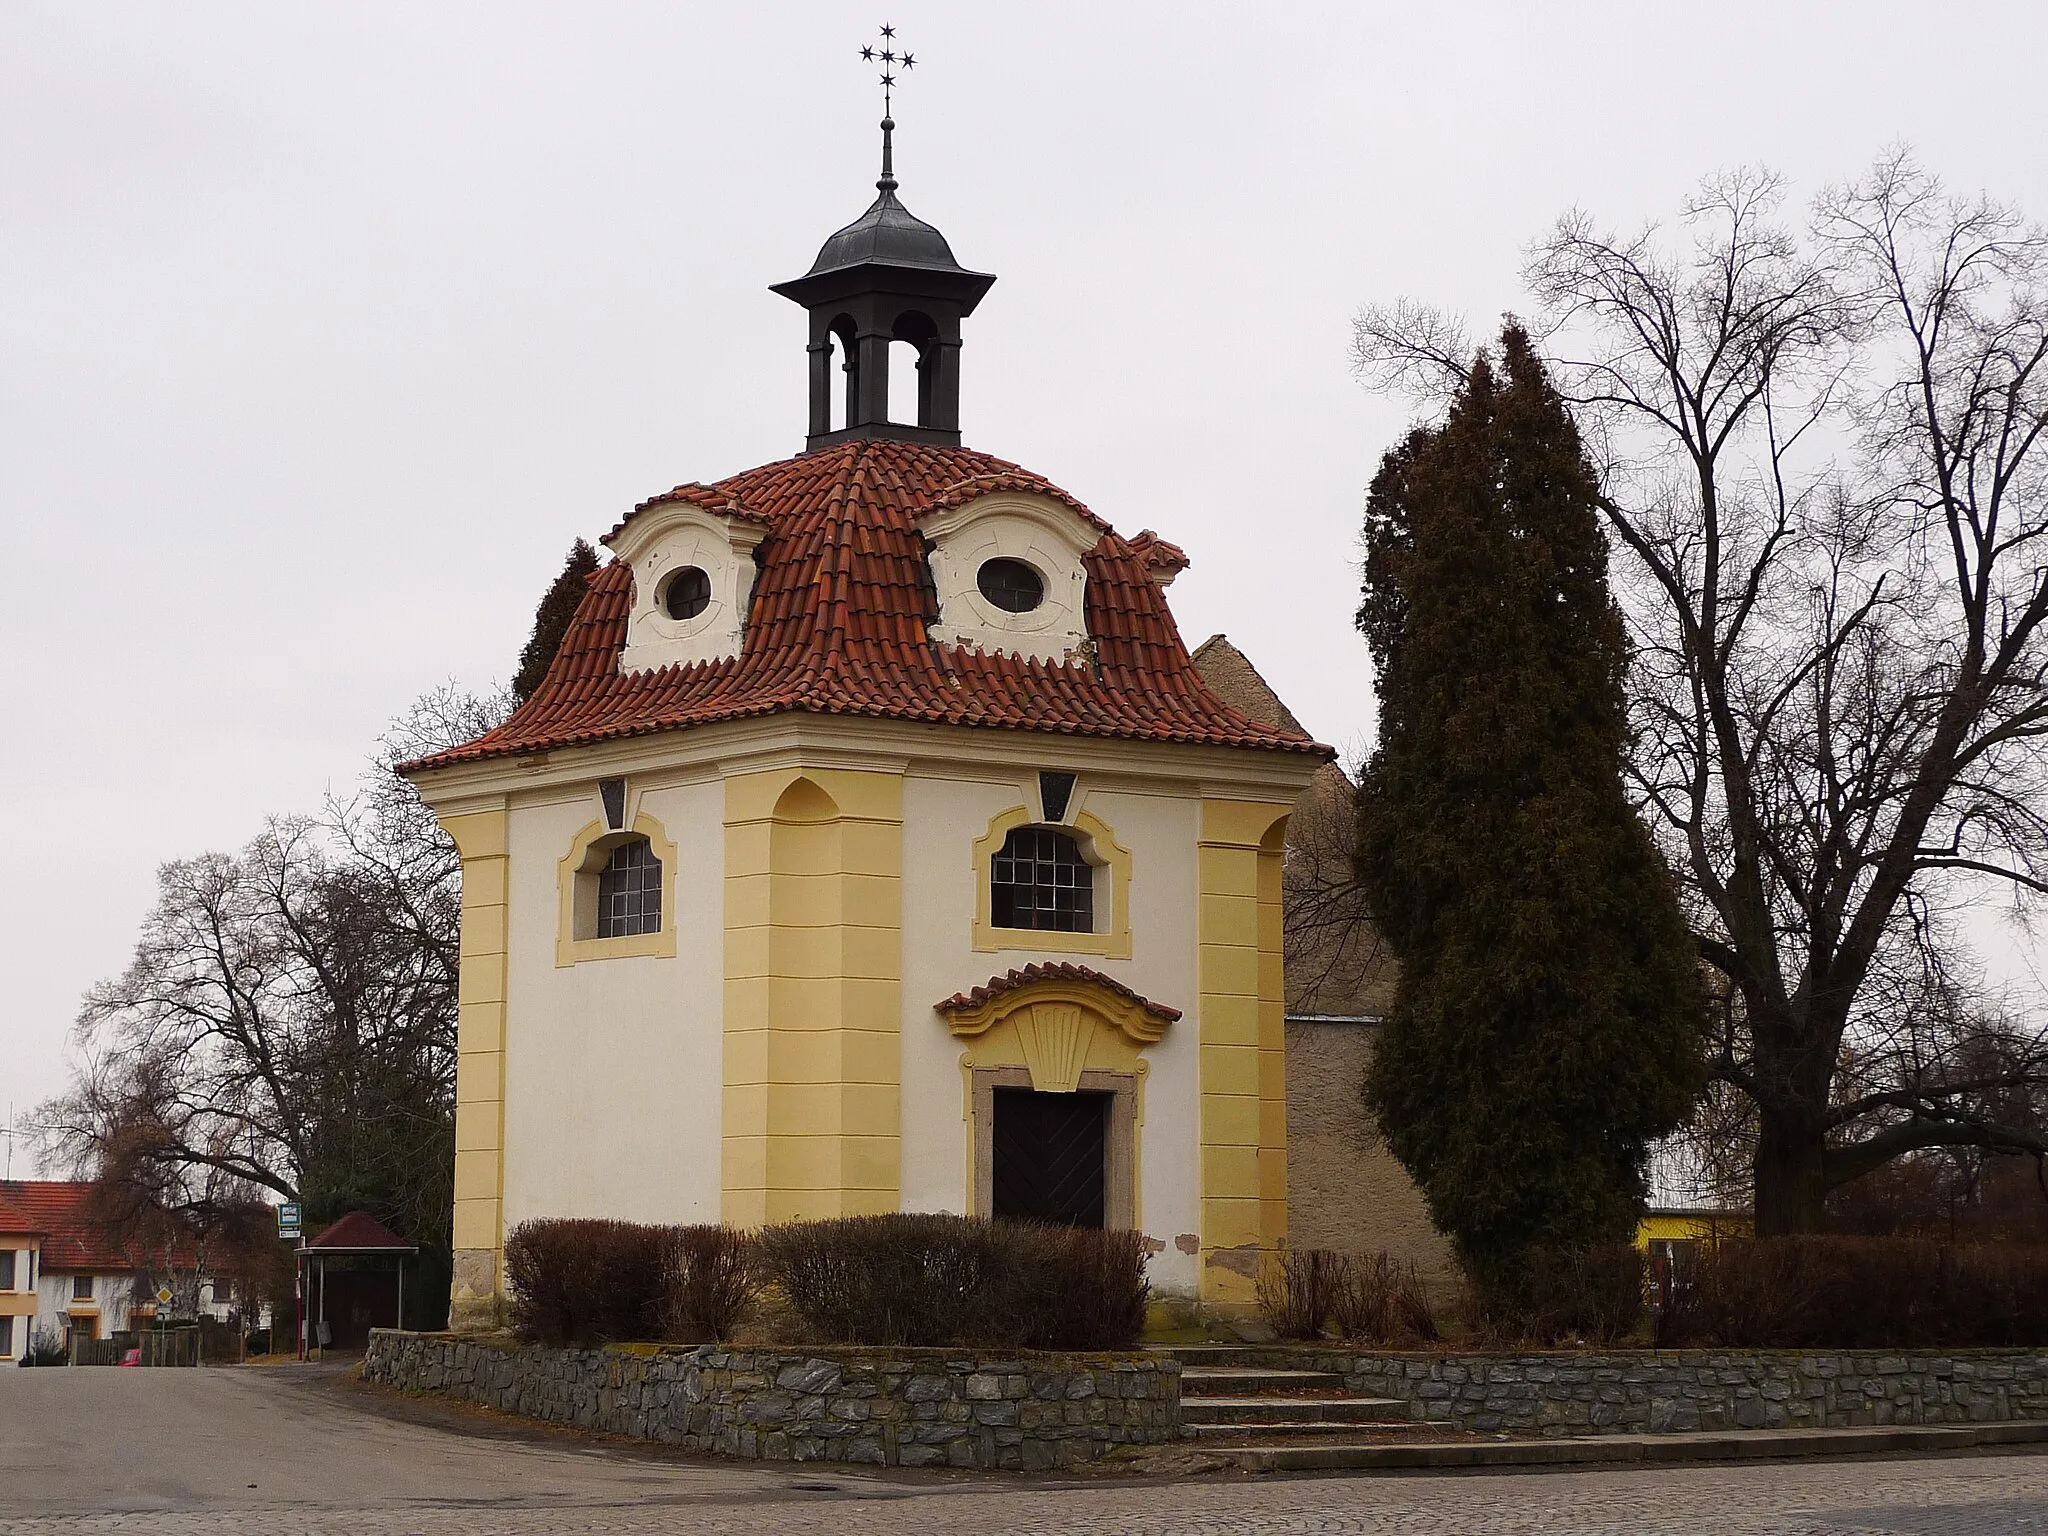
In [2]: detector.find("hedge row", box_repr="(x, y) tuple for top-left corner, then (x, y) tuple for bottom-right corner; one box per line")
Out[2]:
(1656, 1237), (2048, 1349)
(504, 1213), (1149, 1351)
(1261, 1238), (2048, 1349)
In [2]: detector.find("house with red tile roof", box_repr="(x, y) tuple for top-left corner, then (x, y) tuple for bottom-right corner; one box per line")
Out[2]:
(400, 114), (1327, 1330)
(0, 1181), (223, 1359)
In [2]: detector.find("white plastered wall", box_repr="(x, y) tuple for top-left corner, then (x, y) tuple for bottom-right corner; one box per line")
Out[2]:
(501, 776), (725, 1229)
(898, 770), (1204, 1296)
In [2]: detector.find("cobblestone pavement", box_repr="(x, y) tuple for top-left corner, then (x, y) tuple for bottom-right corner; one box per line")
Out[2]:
(4, 1362), (2047, 1534)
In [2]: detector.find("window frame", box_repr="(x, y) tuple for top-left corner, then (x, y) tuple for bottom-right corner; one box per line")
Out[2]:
(594, 835), (664, 939)
(556, 811), (679, 967)
(971, 802), (1132, 960)
(989, 824), (1096, 934)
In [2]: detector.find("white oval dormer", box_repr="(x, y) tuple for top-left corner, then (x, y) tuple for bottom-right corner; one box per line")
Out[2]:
(606, 494), (769, 675)
(919, 490), (1096, 664)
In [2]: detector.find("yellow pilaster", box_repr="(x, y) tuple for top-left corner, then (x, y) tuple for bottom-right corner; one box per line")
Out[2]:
(443, 805), (510, 1332)
(1197, 799), (1291, 1304)
(723, 768), (903, 1227)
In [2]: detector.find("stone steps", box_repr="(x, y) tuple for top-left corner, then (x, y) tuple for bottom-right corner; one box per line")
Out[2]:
(1182, 1395), (1408, 1426)
(1185, 1420), (1431, 1440)
(1205, 1420), (2048, 1473)
(1179, 1366), (1349, 1396)
(1168, 1351), (1416, 1448)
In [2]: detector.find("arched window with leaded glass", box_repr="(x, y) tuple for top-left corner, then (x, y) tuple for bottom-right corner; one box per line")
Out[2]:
(595, 836), (663, 938)
(990, 826), (1095, 933)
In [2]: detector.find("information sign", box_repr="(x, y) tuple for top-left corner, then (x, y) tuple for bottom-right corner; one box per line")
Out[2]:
(278, 1202), (302, 1238)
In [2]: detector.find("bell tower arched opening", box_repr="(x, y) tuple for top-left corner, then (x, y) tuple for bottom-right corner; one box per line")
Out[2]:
(828, 315), (859, 433)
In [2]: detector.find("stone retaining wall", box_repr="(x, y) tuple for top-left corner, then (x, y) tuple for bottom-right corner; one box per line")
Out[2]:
(364, 1330), (1179, 1469)
(1264, 1347), (2048, 1436)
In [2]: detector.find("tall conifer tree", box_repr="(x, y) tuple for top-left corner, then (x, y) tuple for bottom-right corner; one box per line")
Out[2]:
(1356, 326), (1703, 1282)
(512, 539), (599, 705)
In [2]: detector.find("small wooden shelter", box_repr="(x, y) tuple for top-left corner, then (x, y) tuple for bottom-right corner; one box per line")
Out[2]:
(298, 1212), (416, 1358)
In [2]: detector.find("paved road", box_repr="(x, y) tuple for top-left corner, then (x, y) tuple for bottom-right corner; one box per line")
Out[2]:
(4, 1363), (2048, 1534)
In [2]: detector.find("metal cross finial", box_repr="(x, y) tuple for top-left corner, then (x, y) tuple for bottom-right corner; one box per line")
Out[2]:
(858, 23), (916, 193)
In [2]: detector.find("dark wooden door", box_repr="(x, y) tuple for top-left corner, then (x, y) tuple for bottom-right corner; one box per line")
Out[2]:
(991, 1088), (1108, 1228)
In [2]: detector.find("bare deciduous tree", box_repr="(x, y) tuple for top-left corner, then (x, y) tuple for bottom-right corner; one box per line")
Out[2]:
(38, 685), (508, 1286)
(1356, 151), (2048, 1232)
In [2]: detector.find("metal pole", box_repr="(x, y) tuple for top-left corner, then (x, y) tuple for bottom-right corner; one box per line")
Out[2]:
(396, 1259), (404, 1334)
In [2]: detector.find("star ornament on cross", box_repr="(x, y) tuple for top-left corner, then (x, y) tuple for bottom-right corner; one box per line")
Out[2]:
(859, 23), (916, 113)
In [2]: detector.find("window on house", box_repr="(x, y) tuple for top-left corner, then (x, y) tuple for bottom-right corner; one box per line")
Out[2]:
(595, 836), (663, 938)
(977, 557), (1046, 614)
(0, 1315), (12, 1356)
(661, 566), (712, 621)
(991, 826), (1095, 932)
(0, 1250), (14, 1290)
(72, 1274), (92, 1301)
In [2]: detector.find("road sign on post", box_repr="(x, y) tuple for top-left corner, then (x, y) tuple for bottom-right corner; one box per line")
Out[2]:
(278, 1202), (301, 1239)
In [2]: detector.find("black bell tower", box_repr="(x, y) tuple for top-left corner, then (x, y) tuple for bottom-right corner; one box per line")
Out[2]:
(772, 107), (995, 451)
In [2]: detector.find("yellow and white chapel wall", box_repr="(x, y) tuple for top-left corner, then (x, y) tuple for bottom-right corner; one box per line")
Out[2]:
(444, 745), (1295, 1321)
(897, 768), (1208, 1296)
(498, 775), (727, 1235)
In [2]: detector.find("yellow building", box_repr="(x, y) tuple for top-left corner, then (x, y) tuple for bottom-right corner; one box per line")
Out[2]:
(401, 134), (1326, 1330)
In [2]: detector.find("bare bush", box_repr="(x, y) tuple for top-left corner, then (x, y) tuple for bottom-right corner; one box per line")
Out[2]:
(1257, 1248), (1347, 1340)
(661, 1225), (754, 1343)
(504, 1218), (669, 1346)
(754, 1214), (1149, 1350)
(1259, 1248), (1442, 1344)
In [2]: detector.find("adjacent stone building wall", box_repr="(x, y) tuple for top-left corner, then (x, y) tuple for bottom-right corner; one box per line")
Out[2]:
(1266, 1347), (2048, 1436)
(1283, 1018), (1460, 1292)
(365, 1331), (1179, 1469)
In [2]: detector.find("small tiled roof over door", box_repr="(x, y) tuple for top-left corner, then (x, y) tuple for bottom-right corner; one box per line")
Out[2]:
(404, 439), (1329, 773)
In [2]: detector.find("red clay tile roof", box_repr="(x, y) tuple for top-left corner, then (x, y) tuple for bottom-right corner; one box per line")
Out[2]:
(935, 962), (1183, 1024)
(0, 1181), (198, 1272)
(608, 481), (775, 532)
(0, 1189), (42, 1238)
(304, 1210), (414, 1252)
(1125, 528), (1191, 581)
(405, 439), (1326, 772)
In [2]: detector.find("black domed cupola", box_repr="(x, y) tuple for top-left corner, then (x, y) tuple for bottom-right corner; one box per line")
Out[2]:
(772, 67), (994, 452)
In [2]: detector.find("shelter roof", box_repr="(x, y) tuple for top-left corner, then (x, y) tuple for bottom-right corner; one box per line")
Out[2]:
(304, 1211), (415, 1254)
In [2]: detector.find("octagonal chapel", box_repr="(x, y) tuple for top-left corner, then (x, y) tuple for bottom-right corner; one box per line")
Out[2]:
(402, 124), (1329, 1330)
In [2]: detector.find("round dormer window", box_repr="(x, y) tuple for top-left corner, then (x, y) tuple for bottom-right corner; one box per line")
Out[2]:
(977, 558), (1045, 614)
(661, 566), (712, 621)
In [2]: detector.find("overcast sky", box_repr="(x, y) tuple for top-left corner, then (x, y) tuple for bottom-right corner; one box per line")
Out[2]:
(4, 2), (2043, 1161)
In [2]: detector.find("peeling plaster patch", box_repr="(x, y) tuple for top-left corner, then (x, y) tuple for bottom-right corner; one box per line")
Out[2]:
(1174, 1234), (1200, 1255)
(1206, 1244), (1260, 1278)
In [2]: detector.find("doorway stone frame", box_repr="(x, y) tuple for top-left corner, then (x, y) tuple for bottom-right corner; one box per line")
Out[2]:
(938, 966), (1180, 1235)
(970, 1065), (1138, 1230)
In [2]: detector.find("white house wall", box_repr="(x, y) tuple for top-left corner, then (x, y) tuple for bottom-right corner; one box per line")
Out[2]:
(31, 1271), (133, 1342)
